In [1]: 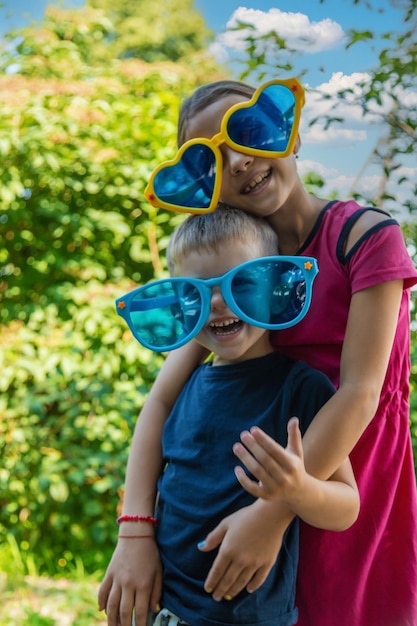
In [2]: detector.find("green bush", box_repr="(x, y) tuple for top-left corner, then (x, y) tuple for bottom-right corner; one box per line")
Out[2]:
(0, 281), (163, 574)
(0, 7), (224, 576)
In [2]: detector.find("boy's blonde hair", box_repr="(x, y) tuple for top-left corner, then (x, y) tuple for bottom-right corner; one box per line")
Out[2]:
(167, 204), (278, 276)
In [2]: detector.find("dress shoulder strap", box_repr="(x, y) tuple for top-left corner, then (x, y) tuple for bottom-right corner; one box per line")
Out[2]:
(336, 206), (398, 264)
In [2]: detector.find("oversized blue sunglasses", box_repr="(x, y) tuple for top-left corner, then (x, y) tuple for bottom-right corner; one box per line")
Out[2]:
(145, 78), (305, 215)
(116, 256), (318, 352)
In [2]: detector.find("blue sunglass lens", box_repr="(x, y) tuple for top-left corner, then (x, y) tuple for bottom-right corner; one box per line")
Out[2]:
(227, 84), (296, 153)
(153, 144), (216, 209)
(231, 260), (306, 325)
(127, 280), (203, 349)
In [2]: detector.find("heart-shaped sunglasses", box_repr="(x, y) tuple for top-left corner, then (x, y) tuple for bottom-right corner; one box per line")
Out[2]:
(116, 256), (317, 352)
(144, 78), (305, 215)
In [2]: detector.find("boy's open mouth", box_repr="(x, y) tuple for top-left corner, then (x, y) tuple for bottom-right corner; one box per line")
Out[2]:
(209, 318), (243, 336)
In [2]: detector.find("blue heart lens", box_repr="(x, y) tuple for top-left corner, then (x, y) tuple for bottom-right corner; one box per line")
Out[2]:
(227, 84), (296, 153)
(153, 144), (216, 209)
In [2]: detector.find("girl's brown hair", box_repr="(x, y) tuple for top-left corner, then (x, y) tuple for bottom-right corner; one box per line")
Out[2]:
(177, 80), (255, 147)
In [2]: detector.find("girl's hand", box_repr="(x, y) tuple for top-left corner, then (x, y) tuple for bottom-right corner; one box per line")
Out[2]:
(233, 417), (306, 505)
(198, 501), (293, 602)
(98, 538), (162, 626)
(233, 417), (359, 531)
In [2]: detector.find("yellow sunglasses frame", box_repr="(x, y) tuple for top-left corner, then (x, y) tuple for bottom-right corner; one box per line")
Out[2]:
(144, 78), (305, 215)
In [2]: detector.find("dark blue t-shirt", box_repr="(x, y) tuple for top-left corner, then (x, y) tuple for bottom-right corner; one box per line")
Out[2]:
(156, 352), (335, 626)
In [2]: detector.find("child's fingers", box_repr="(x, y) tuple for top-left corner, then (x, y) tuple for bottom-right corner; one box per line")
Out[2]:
(198, 523), (227, 554)
(232, 437), (278, 496)
(98, 576), (112, 612)
(233, 449), (286, 499)
(233, 422), (306, 500)
(102, 585), (123, 626)
(232, 438), (268, 476)
(246, 564), (273, 593)
(210, 563), (253, 602)
(286, 417), (304, 459)
(203, 553), (232, 596)
(150, 567), (163, 614)
(238, 428), (291, 475)
(233, 465), (265, 498)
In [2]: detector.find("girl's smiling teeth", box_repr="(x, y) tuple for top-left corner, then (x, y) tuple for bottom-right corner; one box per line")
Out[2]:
(243, 169), (271, 194)
(209, 317), (242, 336)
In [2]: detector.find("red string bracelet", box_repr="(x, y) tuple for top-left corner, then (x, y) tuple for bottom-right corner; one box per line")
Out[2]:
(118, 535), (155, 539)
(116, 514), (157, 527)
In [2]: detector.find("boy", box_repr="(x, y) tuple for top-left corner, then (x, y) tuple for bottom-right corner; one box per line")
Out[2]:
(100, 205), (359, 626)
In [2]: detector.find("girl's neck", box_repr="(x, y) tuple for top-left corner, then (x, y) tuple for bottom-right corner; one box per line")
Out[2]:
(267, 192), (328, 255)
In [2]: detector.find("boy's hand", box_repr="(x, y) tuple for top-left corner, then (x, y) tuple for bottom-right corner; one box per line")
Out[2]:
(198, 502), (291, 602)
(98, 538), (162, 626)
(232, 417), (306, 504)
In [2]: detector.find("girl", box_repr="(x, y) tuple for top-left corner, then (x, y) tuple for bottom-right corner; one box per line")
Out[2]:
(99, 78), (417, 626)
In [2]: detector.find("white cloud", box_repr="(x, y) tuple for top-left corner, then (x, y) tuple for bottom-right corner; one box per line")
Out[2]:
(310, 72), (417, 125)
(207, 40), (230, 64)
(299, 72), (385, 150)
(304, 72), (373, 125)
(317, 72), (370, 95)
(218, 7), (345, 54)
(302, 121), (367, 146)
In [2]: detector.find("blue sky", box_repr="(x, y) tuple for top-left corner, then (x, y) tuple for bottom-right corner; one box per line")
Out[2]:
(1, 1), (415, 217)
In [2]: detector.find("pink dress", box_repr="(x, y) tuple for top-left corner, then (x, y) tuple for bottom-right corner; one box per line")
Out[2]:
(272, 200), (417, 626)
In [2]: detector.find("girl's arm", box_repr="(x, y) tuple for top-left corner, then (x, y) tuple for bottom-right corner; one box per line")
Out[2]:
(98, 341), (208, 626)
(199, 415), (360, 603)
(302, 278), (403, 479)
(234, 418), (360, 531)
(302, 209), (405, 478)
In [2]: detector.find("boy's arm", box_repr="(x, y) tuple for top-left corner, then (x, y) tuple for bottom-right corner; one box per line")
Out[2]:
(98, 342), (208, 626)
(117, 342), (206, 519)
(98, 393), (165, 626)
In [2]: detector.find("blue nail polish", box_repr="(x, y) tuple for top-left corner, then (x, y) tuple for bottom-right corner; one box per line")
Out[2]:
(197, 540), (206, 548)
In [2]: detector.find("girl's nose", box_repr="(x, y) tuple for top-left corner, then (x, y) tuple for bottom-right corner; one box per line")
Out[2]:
(223, 146), (254, 176)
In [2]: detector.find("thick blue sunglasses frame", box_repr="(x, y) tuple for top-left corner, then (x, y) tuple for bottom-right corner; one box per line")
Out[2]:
(116, 256), (318, 352)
